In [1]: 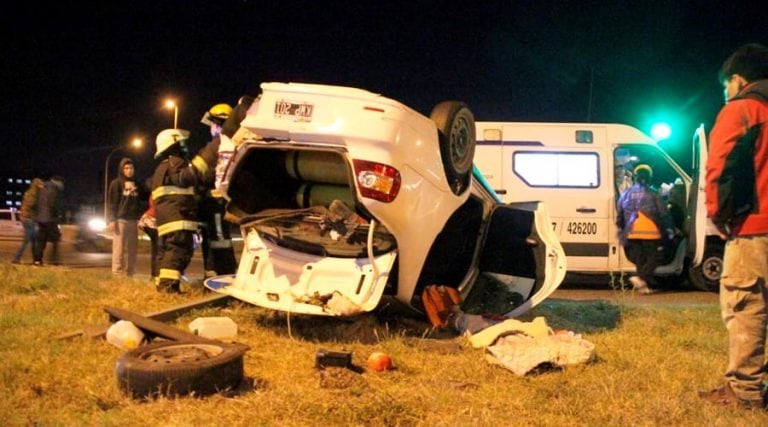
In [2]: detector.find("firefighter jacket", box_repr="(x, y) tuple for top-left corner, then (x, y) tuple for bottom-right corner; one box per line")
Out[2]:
(152, 154), (205, 237)
(616, 183), (674, 245)
(706, 80), (768, 237)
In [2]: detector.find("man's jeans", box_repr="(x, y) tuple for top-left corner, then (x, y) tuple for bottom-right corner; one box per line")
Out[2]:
(13, 218), (37, 262)
(112, 219), (138, 276)
(720, 235), (768, 402)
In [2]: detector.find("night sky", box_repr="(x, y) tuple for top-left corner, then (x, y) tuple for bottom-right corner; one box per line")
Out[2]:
(2, 0), (766, 208)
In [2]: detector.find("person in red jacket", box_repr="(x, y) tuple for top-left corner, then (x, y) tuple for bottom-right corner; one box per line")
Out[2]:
(699, 43), (768, 410)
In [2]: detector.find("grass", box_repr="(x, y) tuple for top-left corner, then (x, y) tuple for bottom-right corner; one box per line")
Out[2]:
(1, 262), (765, 426)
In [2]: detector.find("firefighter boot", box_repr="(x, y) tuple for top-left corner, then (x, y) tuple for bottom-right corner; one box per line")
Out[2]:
(156, 278), (181, 294)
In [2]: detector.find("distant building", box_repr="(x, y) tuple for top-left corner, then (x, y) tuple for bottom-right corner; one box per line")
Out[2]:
(0, 173), (35, 209)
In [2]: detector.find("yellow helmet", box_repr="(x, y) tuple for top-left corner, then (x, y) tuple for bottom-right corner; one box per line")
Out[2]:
(155, 128), (190, 159)
(633, 164), (653, 179)
(201, 103), (233, 127)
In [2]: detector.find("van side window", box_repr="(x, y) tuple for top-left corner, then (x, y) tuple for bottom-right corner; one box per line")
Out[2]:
(513, 151), (599, 188)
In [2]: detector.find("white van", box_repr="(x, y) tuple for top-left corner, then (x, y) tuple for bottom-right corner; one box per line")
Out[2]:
(474, 122), (722, 292)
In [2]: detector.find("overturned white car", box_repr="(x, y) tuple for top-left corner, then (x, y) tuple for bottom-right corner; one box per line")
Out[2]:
(205, 82), (565, 317)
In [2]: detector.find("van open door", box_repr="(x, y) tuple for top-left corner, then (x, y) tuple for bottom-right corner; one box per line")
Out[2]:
(688, 125), (708, 267)
(686, 124), (723, 292)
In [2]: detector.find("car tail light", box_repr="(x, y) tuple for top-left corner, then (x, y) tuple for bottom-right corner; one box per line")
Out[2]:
(352, 159), (401, 203)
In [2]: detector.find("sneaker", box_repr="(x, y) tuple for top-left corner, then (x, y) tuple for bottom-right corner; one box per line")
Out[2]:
(33, 261), (42, 267)
(699, 383), (766, 410)
(629, 276), (656, 294)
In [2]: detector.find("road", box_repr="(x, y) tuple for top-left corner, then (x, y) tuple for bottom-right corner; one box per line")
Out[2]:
(0, 236), (719, 306)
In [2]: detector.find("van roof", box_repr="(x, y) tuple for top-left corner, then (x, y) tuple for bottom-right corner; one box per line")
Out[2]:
(475, 121), (657, 148)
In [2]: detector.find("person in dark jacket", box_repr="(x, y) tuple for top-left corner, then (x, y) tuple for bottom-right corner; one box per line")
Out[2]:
(699, 43), (768, 410)
(107, 158), (147, 276)
(616, 164), (674, 294)
(33, 175), (64, 266)
(151, 129), (214, 293)
(198, 102), (238, 278)
(13, 178), (43, 264)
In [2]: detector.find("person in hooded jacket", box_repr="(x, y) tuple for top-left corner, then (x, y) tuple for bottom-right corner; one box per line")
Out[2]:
(107, 158), (147, 277)
(151, 129), (215, 293)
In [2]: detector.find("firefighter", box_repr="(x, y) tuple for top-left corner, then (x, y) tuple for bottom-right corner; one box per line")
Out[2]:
(198, 103), (238, 277)
(151, 128), (212, 293)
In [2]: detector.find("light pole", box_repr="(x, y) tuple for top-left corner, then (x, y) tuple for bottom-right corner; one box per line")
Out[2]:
(165, 99), (179, 129)
(104, 138), (143, 222)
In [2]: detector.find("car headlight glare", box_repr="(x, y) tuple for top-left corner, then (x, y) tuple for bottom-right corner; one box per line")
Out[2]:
(88, 217), (107, 232)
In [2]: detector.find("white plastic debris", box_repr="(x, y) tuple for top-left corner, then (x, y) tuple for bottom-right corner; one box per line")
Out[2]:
(106, 320), (145, 350)
(189, 316), (238, 341)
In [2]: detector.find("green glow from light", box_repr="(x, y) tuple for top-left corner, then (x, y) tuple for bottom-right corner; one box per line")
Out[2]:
(651, 122), (672, 141)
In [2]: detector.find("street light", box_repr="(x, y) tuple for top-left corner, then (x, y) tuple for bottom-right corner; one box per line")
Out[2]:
(104, 138), (143, 222)
(165, 99), (179, 129)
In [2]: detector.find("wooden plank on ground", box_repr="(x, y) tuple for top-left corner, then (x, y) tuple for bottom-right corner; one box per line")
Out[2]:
(56, 293), (234, 341)
(106, 293), (234, 323)
(103, 305), (217, 343)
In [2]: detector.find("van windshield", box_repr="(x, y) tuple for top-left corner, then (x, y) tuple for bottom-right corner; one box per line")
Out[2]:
(241, 203), (397, 258)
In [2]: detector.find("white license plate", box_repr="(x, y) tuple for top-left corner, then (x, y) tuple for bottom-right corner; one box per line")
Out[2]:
(274, 100), (314, 122)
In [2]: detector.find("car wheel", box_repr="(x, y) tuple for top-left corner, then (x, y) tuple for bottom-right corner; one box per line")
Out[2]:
(430, 101), (476, 195)
(687, 239), (724, 293)
(115, 341), (246, 399)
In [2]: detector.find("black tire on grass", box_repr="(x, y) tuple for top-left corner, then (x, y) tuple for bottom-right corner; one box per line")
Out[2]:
(115, 341), (246, 399)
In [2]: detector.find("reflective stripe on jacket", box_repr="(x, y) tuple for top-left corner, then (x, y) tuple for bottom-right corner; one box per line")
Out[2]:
(616, 183), (673, 245)
(151, 155), (201, 237)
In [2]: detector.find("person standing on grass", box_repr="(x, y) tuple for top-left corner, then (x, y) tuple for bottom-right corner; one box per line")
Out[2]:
(12, 178), (43, 264)
(151, 129), (216, 293)
(107, 158), (147, 277)
(699, 42), (768, 410)
(197, 102), (238, 278)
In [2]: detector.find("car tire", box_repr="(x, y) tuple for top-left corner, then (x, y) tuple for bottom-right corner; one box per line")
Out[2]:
(115, 341), (246, 399)
(430, 101), (476, 195)
(687, 238), (724, 293)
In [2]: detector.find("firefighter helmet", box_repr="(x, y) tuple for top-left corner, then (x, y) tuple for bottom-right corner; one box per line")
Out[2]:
(155, 128), (190, 159)
(201, 103), (233, 127)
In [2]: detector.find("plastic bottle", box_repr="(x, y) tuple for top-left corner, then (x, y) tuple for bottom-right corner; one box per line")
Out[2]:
(106, 320), (145, 350)
(189, 317), (238, 340)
